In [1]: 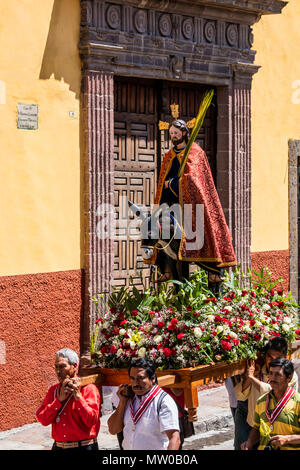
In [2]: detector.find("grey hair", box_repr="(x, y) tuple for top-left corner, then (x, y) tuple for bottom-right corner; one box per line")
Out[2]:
(56, 348), (79, 366)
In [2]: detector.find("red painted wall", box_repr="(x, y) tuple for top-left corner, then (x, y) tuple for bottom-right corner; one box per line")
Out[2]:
(0, 270), (83, 431)
(251, 249), (290, 293)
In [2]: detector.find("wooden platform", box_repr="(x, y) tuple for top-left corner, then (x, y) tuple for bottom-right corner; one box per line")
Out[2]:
(80, 340), (300, 422)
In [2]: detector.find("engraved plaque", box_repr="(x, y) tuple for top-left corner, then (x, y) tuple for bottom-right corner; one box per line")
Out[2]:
(17, 103), (38, 130)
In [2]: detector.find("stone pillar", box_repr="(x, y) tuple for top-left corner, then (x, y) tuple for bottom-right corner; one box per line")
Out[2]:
(217, 63), (258, 276)
(232, 80), (251, 274)
(81, 71), (115, 361)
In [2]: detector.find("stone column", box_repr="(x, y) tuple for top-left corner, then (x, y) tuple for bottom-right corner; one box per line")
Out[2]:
(231, 63), (259, 275)
(81, 71), (115, 361)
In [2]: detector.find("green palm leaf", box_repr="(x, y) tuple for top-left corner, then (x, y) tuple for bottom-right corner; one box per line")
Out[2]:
(178, 89), (214, 178)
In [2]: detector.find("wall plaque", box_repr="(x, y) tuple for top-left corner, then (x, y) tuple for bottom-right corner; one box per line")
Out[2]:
(17, 103), (38, 130)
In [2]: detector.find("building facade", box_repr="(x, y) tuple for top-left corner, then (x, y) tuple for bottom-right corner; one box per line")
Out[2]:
(0, 0), (299, 431)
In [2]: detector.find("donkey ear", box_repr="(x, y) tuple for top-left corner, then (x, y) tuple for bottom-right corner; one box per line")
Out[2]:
(128, 200), (148, 221)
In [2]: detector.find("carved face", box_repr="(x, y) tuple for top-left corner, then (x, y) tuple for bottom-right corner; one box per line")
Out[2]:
(169, 125), (187, 146)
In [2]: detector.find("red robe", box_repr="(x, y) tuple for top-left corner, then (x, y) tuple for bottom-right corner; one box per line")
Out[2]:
(144, 142), (237, 268)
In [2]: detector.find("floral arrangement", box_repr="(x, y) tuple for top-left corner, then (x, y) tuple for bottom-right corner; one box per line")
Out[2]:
(90, 268), (300, 370)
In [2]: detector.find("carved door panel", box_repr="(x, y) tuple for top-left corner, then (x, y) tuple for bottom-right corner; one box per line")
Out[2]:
(113, 78), (158, 289)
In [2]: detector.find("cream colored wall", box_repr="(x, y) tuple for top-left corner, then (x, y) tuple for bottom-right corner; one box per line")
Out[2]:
(251, 0), (300, 253)
(0, 0), (81, 276)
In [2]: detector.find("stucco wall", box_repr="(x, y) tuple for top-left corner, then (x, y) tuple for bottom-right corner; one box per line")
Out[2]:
(251, 0), (300, 255)
(0, 0), (81, 277)
(0, 0), (82, 431)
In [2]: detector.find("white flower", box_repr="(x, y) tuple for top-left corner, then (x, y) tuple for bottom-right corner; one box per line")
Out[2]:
(216, 325), (224, 334)
(283, 317), (292, 324)
(243, 326), (252, 334)
(282, 323), (290, 332)
(138, 347), (146, 358)
(194, 327), (203, 338)
(226, 306), (233, 312)
(119, 328), (126, 336)
(262, 304), (271, 311)
(207, 315), (215, 322)
(229, 331), (238, 339)
(153, 335), (163, 344)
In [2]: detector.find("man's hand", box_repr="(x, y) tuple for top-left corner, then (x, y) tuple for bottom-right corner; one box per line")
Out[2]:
(58, 378), (73, 402)
(69, 376), (82, 401)
(245, 360), (256, 378)
(240, 440), (251, 450)
(269, 435), (289, 448)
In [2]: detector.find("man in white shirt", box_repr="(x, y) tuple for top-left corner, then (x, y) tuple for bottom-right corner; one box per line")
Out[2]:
(107, 358), (180, 450)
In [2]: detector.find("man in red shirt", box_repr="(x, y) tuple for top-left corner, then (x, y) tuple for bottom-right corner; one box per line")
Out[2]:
(36, 348), (101, 451)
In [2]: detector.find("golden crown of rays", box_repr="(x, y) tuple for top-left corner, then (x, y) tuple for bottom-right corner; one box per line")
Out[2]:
(158, 104), (196, 130)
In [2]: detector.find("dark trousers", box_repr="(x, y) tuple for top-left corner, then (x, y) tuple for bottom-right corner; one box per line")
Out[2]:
(234, 400), (252, 450)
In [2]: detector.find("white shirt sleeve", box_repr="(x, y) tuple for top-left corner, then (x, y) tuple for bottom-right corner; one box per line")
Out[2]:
(158, 394), (180, 433)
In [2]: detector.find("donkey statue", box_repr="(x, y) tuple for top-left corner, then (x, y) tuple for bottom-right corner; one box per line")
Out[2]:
(128, 200), (224, 293)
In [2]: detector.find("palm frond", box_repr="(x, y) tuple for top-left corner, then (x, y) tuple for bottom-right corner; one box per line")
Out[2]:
(178, 89), (214, 178)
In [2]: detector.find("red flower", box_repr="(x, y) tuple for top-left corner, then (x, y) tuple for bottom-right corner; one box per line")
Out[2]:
(250, 292), (256, 298)
(250, 319), (256, 326)
(171, 318), (178, 324)
(253, 334), (261, 341)
(221, 340), (232, 351)
(242, 334), (249, 341)
(148, 311), (155, 316)
(109, 345), (118, 354)
(112, 327), (120, 335)
(95, 318), (102, 324)
(232, 338), (239, 346)
(163, 347), (172, 357)
(120, 320), (128, 326)
(100, 345), (108, 354)
(109, 307), (117, 313)
(214, 315), (222, 323)
(131, 310), (138, 316)
(186, 305), (193, 311)
(241, 290), (248, 296)
(157, 321), (165, 328)
(277, 289), (283, 295)
(177, 333), (185, 340)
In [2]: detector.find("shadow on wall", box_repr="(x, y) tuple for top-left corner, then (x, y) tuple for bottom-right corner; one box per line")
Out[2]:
(39, 0), (81, 99)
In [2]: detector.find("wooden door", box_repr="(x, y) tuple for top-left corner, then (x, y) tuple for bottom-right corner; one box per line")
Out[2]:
(113, 78), (158, 289)
(113, 78), (217, 289)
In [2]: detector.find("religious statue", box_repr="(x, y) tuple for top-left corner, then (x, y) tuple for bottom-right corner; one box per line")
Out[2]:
(130, 91), (237, 292)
